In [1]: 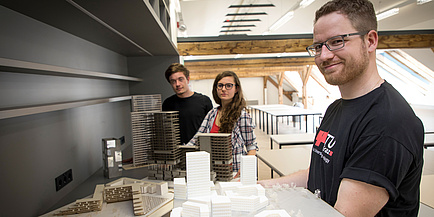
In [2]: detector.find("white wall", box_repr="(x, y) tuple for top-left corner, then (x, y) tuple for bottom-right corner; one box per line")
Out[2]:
(190, 77), (266, 107)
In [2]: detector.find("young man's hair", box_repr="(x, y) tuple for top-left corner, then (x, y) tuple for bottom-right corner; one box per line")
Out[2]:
(164, 63), (190, 83)
(212, 71), (246, 133)
(314, 0), (377, 32)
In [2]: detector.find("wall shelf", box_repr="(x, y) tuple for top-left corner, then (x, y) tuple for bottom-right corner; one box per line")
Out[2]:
(0, 57), (143, 81)
(0, 96), (133, 120)
(0, 0), (178, 56)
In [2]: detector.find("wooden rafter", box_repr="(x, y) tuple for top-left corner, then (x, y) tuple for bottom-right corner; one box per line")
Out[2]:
(266, 76), (293, 101)
(184, 57), (315, 69)
(283, 75), (299, 92)
(299, 66), (313, 109)
(188, 66), (304, 80)
(278, 72), (284, 104)
(178, 31), (434, 56)
(309, 69), (331, 94)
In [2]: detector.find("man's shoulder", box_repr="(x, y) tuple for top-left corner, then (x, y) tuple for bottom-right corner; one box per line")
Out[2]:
(192, 92), (210, 98)
(192, 92), (212, 102)
(163, 94), (179, 103)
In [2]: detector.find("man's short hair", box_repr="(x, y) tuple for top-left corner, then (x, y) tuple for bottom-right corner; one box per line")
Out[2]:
(314, 0), (377, 32)
(164, 63), (190, 83)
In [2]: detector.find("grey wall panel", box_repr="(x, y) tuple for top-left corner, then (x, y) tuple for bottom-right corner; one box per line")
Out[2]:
(0, 5), (132, 217)
(127, 56), (179, 100)
(0, 71), (130, 108)
(0, 5), (129, 75)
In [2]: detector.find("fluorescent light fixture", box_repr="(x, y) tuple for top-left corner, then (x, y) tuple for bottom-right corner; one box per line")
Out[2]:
(299, 0), (315, 8)
(268, 11), (294, 32)
(417, 0), (432, 5)
(376, 8), (399, 21)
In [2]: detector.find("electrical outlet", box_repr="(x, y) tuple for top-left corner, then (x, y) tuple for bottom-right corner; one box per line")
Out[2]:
(55, 169), (73, 191)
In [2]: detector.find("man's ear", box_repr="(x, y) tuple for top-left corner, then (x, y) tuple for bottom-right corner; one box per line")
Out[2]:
(366, 30), (378, 53)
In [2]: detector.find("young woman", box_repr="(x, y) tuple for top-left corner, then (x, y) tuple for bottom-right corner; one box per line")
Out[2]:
(187, 71), (258, 177)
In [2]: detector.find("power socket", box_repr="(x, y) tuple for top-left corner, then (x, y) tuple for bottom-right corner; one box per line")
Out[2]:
(55, 169), (73, 191)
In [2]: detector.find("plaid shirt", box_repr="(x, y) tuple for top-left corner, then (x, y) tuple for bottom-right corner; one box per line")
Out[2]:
(187, 107), (258, 172)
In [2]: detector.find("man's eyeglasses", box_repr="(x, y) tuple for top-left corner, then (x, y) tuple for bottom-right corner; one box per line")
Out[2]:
(306, 31), (369, 57)
(217, 83), (235, 90)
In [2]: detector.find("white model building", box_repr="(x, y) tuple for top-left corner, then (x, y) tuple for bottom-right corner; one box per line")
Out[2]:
(172, 154), (277, 217)
(240, 155), (257, 185)
(186, 151), (211, 199)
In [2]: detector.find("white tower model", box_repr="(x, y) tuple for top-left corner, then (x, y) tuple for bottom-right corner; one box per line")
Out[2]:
(186, 151), (210, 199)
(240, 155), (257, 185)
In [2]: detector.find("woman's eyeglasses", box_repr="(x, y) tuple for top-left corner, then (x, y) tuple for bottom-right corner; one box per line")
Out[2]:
(217, 83), (235, 90)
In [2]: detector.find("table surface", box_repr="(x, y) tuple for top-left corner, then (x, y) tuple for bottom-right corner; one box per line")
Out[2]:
(173, 186), (344, 217)
(270, 133), (315, 144)
(41, 196), (174, 217)
(257, 145), (312, 176)
(250, 104), (322, 116)
(425, 133), (434, 146)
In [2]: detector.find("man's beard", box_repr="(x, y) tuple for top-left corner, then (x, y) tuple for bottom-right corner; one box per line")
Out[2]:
(321, 43), (369, 86)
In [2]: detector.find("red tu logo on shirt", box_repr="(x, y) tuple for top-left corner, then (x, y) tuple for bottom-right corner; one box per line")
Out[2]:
(315, 130), (335, 157)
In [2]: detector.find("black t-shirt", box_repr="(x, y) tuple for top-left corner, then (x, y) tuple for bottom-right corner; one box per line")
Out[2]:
(308, 81), (424, 216)
(162, 92), (213, 145)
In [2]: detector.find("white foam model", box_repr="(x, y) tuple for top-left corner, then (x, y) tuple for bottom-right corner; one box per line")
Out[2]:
(174, 178), (187, 200)
(186, 151), (211, 199)
(175, 155), (274, 216)
(211, 195), (231, 217)
(216, 182), (242, 195)
(170, 207), (183, 217)
(236, 184), (265, 197)
(182, 201), (210, 217)
(240, 155), (257, 185)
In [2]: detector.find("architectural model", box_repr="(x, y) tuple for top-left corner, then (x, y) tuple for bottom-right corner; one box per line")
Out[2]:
(131, 94), (162, 112)
(54, 177), (173, 216)
(130, 94), (163, 167)
(197, 133), (233, 181)
(131, 94), (190, 181)
(54, 184), (104, 215)
(171, 152), (288, 217)
(186, 151), (211, 199)
(147, 111), (183, 180)
(130, 95), (234, 183)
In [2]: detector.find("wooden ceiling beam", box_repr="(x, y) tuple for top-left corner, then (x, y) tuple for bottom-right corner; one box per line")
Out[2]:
(178, 32), (434, 56)
(189, 66), (304, 80)
(185, 57), (315, 69)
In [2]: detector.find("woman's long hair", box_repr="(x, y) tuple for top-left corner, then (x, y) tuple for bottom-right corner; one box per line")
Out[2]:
(212, 71), (246, 133)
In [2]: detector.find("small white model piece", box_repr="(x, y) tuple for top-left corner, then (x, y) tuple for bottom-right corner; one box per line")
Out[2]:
(186, 151), (210, 199)
(240, 155), (257, 185)
(174, 178), (187, 199)
(182, 201), (210, 217)
(254, 209), (292, 217)
(216, 182), (242, 195)
(236, 184), (265, 197)
(211, 195), (232, 217)
(170, 207), (183, 217)
(226, 190), (260, 212)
